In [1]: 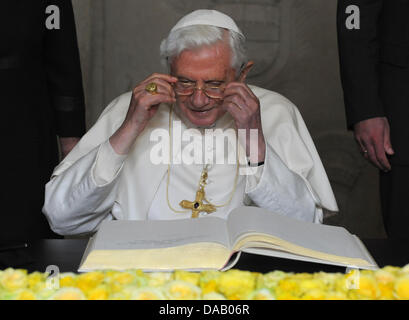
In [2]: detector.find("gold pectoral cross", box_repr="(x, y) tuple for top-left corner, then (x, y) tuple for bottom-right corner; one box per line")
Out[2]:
(179, 186), (216, 218)
(179, 167), (216, 218)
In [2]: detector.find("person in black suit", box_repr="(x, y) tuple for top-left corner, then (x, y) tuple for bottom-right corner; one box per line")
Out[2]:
(337, 0), (409, 238)
(0, 0), (86, 241)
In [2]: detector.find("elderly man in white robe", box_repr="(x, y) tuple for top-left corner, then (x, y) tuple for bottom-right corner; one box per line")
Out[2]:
(43, 10), (338, 236)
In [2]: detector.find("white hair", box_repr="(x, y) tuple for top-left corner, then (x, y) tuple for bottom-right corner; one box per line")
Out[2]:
(160, 25), (248, 74)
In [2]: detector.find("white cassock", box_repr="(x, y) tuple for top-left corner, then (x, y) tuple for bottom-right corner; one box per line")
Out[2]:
(43, 86), (339, 236)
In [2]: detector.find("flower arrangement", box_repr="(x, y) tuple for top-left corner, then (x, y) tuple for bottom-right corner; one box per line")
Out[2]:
(1, 265), (409, 300)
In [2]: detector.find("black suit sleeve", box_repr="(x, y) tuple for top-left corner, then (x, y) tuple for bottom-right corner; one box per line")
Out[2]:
(44, 0), (86, 137)
(337, 0), (384, 129)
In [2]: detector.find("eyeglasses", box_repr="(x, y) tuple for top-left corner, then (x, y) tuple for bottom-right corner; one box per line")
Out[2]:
(173, 79), (225, 99)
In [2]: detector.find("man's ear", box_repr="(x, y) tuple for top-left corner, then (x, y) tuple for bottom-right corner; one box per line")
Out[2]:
(238, 61), (254, 82)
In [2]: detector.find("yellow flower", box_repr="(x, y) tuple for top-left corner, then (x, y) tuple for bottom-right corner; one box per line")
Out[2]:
(0, 290), (14, 300)
(383, 265), (402, 275)
(49, 287), (86, 300)
(349, 274), (380, 300)
(0, 269), (28, 292)
(325, 291), (348, 300)
(299, 278), (326, 292)
(314, 272), (342, 288)
(76, 272), (105, 293)
(400, 264), (409, 274)
(105, 271), (144, 293)
(375, 269), (396, 284)
(59, 273), (77, 288)
(301, 289), (326, 300)
(375, 269), (396, 300)
(292, 273), (314, 280)
(257, 271), (287, 291)
(276, 278), (301, 298)
(132, 271), (150, 287)
(278, 278), (298, 291)
(174, 270), (200, 286)
(87, 285), (110, 300)
(276, 291), (300, 300)
(248, 288), (275, 300)
(109, 291), (132, 300)
(378, 283), (394, 300)
(6, 265), (409, 300)
(14, 289), (37, 300)
(298, 277), (327, 300)
(111, 271), (136, 286)
(202, 292), (226, 300)
(394, 275), (409, 300)
(103, 270), (117, 280)
(27, 272), (46, 292)
(217, 270), (256, 300)
(128, 286), (166, 300)
(198, 271), (220, 295)
(147, 272), (173, 287)
(165, 280), (201, 300)
(0, 288), (36, 300)
(35, 287), (57, 300)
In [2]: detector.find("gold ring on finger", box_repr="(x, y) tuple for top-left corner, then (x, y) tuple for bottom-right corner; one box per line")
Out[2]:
(145, 82), (158, 95)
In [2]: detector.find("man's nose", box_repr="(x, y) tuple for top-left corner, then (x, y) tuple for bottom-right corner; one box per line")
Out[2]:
(190, 88), (210, 108)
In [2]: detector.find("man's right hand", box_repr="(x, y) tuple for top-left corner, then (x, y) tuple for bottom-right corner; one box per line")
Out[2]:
(353, 117), (394, 172)
(109, 73), (177, 155)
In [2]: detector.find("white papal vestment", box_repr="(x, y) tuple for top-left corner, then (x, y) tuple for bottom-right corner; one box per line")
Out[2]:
(42, 86), (339, 236)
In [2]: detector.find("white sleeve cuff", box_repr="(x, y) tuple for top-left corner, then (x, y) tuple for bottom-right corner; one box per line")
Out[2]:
(92, 139), (128, 186)
(246, 142), (318, 223)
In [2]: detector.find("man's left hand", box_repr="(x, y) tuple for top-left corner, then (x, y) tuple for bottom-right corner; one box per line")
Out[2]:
(222, 82), (266, 163)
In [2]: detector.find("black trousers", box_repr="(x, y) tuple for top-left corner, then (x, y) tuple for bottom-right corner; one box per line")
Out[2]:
(380, 166), (409, 239)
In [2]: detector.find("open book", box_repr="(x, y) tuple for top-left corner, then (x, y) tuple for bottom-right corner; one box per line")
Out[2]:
(78, 207), (378, 272)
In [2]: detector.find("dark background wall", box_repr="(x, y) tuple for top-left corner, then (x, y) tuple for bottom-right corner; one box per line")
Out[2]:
(72, 0), (386, 238)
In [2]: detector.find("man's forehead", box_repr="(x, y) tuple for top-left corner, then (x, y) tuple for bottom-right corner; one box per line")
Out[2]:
(171, 42), (233, 78)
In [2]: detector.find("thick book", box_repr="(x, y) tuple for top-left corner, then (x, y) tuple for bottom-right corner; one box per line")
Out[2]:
(78, 207), (378, 272)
